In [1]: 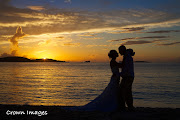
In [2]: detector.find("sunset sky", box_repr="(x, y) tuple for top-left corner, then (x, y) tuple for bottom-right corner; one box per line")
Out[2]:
(0, 0), (180, 62)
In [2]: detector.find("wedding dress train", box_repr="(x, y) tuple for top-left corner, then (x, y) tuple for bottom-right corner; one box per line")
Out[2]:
(64, 66), (120, 112)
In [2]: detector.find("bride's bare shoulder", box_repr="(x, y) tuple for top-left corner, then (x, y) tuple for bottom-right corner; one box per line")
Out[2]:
(110, 60), (118, 68)
(110, 60), (122, 68)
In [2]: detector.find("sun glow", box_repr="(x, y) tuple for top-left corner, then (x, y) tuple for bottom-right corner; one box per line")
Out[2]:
(43, 57), (47, 60)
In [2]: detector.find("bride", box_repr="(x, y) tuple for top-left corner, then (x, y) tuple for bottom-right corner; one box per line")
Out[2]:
(64, 50), (121, 112)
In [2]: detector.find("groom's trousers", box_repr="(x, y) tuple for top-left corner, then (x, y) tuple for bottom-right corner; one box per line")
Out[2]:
(119, 76), (134, 109)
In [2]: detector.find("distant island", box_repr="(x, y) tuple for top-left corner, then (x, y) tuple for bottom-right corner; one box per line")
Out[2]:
(0, 56), (66, 62)
(0, 57), (150, 63)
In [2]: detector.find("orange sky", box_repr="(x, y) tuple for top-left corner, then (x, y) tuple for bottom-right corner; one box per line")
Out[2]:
(0, 0), (180, 62)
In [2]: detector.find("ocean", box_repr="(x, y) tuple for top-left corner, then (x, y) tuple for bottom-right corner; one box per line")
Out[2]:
(0, 62), (179, 108)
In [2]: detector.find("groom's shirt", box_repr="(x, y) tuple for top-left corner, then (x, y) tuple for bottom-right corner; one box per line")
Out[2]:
(121, 51), (134, 78)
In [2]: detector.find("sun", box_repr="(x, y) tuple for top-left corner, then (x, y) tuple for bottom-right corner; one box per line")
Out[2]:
(43, 57), (47, 60)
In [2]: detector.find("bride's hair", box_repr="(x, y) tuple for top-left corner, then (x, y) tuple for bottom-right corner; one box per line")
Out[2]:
(127, 48), (135, 56)
(108, 50), (118, 58)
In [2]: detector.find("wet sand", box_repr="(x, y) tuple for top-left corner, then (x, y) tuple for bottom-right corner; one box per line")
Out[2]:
(0, 104), (179, 120)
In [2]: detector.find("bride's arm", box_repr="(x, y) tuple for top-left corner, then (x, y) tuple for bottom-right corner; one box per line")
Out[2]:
(110, 61), (122, 68)
(117, 63), (123, 68)
(110, 61), (121, 77)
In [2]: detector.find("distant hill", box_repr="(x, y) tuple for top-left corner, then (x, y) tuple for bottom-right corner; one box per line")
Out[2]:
(0, 56), (66, 62)
(0, 57), (31, 62)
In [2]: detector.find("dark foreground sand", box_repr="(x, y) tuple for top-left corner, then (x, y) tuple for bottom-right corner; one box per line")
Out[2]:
(0, 104), (179, 120)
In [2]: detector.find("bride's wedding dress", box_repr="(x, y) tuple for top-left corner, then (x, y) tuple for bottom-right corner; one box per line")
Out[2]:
(64, 66), (120, 112)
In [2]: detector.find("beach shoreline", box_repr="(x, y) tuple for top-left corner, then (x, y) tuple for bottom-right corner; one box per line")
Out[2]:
(0, 104), (179, 120)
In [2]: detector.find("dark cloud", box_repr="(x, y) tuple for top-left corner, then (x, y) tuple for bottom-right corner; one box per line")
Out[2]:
(157, 41), (180, 46)
(109, 27), (145, 34)
(146, 30), (180, 33)
(0, 0), (40, 24)
(108, 36), (170, 42)
(121, 36), (170, 41)
(121, 40), (153, 45)
(56, 36), (64, 39)
(123, 27), (145, 32)
(120, 39), (180, 46)
(108, 39), (121, 42)
(0, 0), (11, 7)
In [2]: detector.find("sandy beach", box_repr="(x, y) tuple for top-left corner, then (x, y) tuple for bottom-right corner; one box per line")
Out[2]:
(0, 104), (179, 120)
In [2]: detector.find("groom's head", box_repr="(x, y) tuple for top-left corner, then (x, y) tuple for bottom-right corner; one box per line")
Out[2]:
(118, 45), (126, 55)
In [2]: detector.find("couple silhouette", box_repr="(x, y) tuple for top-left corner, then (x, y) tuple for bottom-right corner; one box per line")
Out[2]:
(64, 45), (135, 112)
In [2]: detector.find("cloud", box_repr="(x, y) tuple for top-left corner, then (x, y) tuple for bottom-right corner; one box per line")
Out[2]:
(0, 50), (18, 58)
(38, 39), (51, 46)
(0, 0), (180, 37)
(121, 39), (166, 45)
(10, 50), (17, 56)
(78, 33), (96, 37)
(9, 26), (26, 56)
(108, 36), (170, 42)
(9, 26), (27, 47)
(157, 41), (180, 46)
(86, 45), (107, 47)
(121, 36), (170, 41)
(36, 50), (47, 54)
(108, 27), (145, 33)
(121, 40), (153, 45)
(0, 26), (26, 58)
(123, 27), (145, 32)
(0, 53), (11, 58)
(56, 36), (64, 39)
(146, 30), (180, 33)
(63, 42), (80, 46)
(0, 0), (40, 25)
(27, 6), (45, 11)
(84, 37), (103, 40)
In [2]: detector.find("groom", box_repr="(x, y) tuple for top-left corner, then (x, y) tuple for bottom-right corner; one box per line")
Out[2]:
(118, 45), (135, 111)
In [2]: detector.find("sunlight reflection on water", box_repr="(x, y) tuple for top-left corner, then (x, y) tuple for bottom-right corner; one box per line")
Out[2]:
(0, 62), (179, 108)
